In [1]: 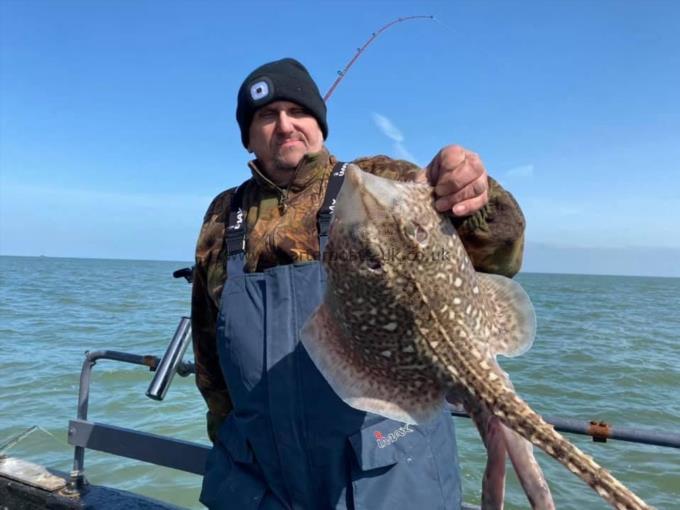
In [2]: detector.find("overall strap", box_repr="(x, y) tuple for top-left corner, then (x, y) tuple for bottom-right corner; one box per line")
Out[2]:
(226, 183), (248, 278)
(225, 162), (347, 278)
(318, 162), (348, 253)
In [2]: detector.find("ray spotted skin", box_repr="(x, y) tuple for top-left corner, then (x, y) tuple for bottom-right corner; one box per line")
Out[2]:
(303, 165), (652, 510)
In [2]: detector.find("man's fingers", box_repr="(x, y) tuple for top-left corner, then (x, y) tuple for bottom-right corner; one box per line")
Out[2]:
(433, 151), (485, 196)
(471, 173), (488, 195)
(426, 145), (467, 185)
(427, 145), (489, 216)
(435, 190), (489, 216)
(436, 145), (467, 171)
(441, 178), (487, 209)
(452, 191), (489, 217)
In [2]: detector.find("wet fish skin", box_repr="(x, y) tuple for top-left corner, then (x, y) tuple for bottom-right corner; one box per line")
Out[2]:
(303, 165), (652, 510)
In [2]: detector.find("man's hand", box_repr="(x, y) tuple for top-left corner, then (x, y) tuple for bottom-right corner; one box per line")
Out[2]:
(420, 145), (489, 217)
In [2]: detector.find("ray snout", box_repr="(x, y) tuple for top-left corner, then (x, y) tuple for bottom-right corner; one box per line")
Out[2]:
(345, 163), (364, 188)
(333, 165), (401, 226)
(332, 165), (367, 228)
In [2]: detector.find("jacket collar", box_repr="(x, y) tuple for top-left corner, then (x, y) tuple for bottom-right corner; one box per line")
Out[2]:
(248, 147), (332, 196)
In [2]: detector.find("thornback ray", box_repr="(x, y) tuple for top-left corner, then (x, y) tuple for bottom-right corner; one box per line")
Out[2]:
(300, 164), (652, 510)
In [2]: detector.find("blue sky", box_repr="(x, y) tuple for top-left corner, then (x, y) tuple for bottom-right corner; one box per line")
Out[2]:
(1, 0), (678, 276)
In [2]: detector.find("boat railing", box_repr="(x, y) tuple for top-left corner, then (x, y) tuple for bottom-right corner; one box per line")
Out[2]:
(66, 323), (680, 494)
(65, 316), (205, 493)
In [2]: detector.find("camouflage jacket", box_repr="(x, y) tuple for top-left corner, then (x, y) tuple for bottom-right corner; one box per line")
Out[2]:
(192, 148), (526, 442)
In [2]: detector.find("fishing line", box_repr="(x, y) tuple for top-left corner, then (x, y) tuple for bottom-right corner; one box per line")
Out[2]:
(0, 426), (38, 455)
(0, 425), (63, 456)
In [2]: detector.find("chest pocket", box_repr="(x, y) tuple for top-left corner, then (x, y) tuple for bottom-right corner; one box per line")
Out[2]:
(348, 416), (461, 510)
(218, 276), (268, 396)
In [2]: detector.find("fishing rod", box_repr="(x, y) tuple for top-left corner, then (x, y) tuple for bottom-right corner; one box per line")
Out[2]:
(323, 15), (436, 102)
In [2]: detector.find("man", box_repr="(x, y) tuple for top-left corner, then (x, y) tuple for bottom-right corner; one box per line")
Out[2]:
(192, 58), (525, 509)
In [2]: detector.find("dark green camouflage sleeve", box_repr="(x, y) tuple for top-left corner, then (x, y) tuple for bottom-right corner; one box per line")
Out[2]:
(451, 177), (525, 277)
(192, 190), (234, 443)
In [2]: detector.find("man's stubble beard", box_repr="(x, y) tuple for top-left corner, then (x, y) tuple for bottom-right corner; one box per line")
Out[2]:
(265, 157), (299, 187)
(267, 145), (305, 185)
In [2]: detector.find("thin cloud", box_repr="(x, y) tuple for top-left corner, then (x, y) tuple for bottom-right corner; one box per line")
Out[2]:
(394, 143), (418, 164)
(371, 112), (420, 164)
(371, 112), (404, 142)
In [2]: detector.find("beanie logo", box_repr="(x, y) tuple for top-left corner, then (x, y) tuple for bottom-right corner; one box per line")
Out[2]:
(250, 80), (270, 101)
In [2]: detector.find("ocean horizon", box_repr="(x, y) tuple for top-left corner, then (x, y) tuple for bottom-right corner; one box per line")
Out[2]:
(2, 253), (678, 280)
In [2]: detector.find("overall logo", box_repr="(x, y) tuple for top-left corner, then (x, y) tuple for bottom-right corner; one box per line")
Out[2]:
(333, 163), (348, 177)
(228, 208), (244, 231)
(374, 423), (414, 449)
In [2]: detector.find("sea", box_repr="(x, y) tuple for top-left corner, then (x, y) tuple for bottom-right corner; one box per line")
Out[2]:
(0, 255), (678, 509)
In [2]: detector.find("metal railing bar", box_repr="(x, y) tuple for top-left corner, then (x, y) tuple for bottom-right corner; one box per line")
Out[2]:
(68, 419), (209, 476)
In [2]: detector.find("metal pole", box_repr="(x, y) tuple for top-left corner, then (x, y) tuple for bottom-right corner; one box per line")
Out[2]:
(66, 349), (173, 493)
(146, 317), (192, 401)
(449, 407), (680, 450)
(544, 415), (680, 450)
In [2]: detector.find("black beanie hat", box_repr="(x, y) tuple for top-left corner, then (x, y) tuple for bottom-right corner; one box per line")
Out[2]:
(236, 58), (328, 148)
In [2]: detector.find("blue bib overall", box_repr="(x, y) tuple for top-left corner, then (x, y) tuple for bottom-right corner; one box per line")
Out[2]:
(200, 165), (462, 510)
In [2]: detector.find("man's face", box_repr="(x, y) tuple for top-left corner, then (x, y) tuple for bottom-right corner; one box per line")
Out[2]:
(247, 100), (324, 181)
